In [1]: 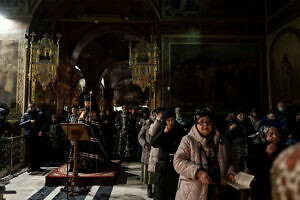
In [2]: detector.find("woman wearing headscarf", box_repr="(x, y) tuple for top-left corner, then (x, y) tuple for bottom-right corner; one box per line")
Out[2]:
(150, 108), (186, 200)
(247, 122), (286, 200)
(248, 108), (261, 131)
(147, 107), (164, 198)
(271, 142), (300, 200)
(173, 109), (237, 200)
(225, 107), (255, 171)
(138, 109), (156, 197)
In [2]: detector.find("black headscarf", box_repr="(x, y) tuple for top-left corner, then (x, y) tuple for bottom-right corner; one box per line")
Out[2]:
(234, 107), (246, 117)
(163, 108), (176, 122)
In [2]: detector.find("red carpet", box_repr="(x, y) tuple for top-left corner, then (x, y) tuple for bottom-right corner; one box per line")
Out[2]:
(45, 160), (120, 186)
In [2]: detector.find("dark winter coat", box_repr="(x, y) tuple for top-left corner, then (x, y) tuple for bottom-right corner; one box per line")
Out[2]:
(48, 121), (65, 149)
(150, 122), (186, 200)
(101, 113), (116, 154)
(247, 141), (285, 200)
(19, 108), (45, 137)
(225, 119), (255, 162)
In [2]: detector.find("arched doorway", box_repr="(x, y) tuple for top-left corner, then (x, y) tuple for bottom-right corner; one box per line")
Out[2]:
(28, 0), (160, 113)
(74, 31), (151, 111)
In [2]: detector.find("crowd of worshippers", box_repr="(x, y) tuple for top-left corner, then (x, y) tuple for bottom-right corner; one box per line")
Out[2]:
(135, 102), (300, 200)
(17, 98), (300, 199)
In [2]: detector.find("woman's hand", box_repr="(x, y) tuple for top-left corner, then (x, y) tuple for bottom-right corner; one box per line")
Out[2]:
(157, 112), (163, 121)
(164, 125), (172, 134)
(144, 143), (151, 150)
(197, 170), (212, 184)
(229, 124), (237, 131)
(266, 143), (278, 155)
(38, 131), (43, 137)
(227, 173), (235, 182)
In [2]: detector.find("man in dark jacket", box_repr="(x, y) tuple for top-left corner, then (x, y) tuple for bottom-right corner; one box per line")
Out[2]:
(0, 100), (9, 136)
(20, 102), (45, 172)
(150, 108), (186, 200)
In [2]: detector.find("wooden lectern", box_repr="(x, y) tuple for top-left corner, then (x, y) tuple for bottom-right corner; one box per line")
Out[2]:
(61, 123), (91, 195)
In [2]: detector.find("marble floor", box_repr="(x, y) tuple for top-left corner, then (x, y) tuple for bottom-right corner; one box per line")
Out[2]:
(2, 162), (152, 200)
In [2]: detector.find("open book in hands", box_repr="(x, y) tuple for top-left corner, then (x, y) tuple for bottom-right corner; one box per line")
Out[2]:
(225, 172), (255, 190)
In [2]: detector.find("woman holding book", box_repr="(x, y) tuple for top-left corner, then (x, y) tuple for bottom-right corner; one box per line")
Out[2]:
(173, 109), (237, 200)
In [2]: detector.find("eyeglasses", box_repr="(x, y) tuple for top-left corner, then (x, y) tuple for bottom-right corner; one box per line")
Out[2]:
(267, 133), (279, 138)
(197, 120), (212, 126)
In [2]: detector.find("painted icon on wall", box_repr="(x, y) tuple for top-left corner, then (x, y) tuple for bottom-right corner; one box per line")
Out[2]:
(0, 40), (18, 113)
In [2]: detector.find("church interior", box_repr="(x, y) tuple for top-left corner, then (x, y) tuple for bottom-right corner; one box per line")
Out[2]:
(1, 0), (300, 199)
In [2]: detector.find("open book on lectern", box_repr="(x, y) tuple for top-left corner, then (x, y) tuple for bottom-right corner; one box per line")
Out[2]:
(225, 172), (255, 190)
(60, 123), (93, 141)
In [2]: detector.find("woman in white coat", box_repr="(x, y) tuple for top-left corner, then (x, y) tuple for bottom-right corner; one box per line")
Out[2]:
(173, 109), (237, 200)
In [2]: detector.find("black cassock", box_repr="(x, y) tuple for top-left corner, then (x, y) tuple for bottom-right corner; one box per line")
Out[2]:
(70, 120), (108, 173)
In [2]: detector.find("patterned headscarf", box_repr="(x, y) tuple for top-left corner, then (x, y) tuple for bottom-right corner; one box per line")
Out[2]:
(271, 143), (300, 200)
(252, 122), (280, 144)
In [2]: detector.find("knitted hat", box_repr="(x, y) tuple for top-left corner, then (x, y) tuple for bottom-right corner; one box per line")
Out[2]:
(234, 107), (246, 116)
(194, 109), (213, 124)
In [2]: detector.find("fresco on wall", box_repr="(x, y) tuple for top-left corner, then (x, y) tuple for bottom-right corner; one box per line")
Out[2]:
(270, 27), (300, 105)
(169, 43), (261, 110)
(0, 40), (18, 113)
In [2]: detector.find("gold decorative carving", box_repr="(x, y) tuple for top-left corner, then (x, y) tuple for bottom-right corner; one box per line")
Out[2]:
(28, 32), (61, 102)
(129, 35), (159, 109)
(17, 39), (26, 115)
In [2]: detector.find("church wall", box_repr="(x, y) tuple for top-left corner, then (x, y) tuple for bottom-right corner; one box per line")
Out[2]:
(157, 1), (267, 112)
(268, 16), (300, 108)
(161, 35), (265, 113)
(0, 16), (29, 178)
(0, 17), (29, 120)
